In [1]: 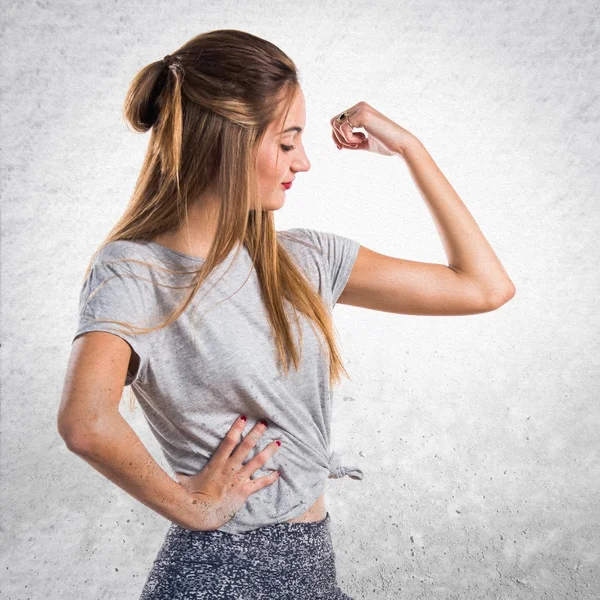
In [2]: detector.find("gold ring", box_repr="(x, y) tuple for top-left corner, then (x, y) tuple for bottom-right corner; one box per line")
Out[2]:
(337, 111), (355, 128)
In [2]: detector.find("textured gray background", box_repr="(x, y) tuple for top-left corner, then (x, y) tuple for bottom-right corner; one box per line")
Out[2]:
(2, 0), (599, 598)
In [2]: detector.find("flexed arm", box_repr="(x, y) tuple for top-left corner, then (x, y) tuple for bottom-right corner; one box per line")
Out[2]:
(331, 102), (516, 315)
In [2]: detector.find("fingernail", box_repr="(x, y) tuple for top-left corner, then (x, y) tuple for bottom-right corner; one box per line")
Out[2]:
(240, 415), (247, 421)
(259, 419), (269, 427)
(275, 440), (282, 446)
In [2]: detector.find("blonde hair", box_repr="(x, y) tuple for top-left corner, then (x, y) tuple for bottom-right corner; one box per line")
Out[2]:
(84, 29), (351, 408)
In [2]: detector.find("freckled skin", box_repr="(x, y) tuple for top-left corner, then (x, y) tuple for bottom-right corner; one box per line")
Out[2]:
(175, 417), (283, 531)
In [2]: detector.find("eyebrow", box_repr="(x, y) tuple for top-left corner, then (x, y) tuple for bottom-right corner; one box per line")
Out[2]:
(279, 126), (303, 135)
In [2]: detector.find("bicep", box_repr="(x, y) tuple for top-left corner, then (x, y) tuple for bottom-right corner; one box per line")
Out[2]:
(58, 331), (137, 451)
(337, 245), (491, 316)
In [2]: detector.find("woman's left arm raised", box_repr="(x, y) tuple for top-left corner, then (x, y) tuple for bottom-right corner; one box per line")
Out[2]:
(331, 101), (516, 316)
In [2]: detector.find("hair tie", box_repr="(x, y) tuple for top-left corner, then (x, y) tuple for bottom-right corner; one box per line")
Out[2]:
(163, 54), (174, 67)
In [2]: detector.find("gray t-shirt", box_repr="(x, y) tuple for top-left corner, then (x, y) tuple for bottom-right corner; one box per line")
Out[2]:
(72, 227), (364, 534)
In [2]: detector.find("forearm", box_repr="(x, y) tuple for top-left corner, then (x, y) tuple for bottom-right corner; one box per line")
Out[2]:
(65, 412), (203, 531)
(399, 136), (515, 300)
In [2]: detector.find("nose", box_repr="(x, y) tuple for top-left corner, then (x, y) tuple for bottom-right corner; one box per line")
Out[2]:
(293, 152), (311, 174)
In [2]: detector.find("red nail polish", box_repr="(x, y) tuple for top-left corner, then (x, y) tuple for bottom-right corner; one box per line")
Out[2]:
(240, 415), (247, 421)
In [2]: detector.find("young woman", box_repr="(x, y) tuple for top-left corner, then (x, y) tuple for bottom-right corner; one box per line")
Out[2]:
(57, 29), (515, 599)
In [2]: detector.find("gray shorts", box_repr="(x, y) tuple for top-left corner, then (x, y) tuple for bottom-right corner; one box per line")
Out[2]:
(139, 512), (353, 599)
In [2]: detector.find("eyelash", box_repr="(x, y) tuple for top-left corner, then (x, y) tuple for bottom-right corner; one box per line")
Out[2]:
(280, 144), (294, 152)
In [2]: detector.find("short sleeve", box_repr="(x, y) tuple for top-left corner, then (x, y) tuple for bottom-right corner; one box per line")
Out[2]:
(301, 228), (360, 306)
(73, 259), (153, 386)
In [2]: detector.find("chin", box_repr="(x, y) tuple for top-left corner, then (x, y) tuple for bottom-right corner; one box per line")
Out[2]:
(261, 198), (285, 212)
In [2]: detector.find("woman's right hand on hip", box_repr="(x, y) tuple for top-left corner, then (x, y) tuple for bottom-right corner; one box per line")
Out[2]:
(174, 415), (282, 531)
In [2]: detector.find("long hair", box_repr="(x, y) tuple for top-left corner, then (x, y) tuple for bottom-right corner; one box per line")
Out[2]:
(85, 29), (351, 406)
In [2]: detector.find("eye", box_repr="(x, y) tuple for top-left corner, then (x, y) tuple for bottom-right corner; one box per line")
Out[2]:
(280, 144), (294, 152)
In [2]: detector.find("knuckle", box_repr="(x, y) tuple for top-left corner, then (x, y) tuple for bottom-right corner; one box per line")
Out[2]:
(256, 452), (268, 465)
(236, 437), (251, 452)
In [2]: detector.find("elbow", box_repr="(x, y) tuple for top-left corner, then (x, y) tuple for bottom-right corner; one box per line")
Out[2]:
(486, 283), (516, 311)
(57, 415), (94, 455)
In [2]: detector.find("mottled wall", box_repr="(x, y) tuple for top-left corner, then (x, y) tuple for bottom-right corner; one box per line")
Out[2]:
(2, 0), (598, 598)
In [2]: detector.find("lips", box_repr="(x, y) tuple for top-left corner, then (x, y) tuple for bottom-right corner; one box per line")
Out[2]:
(282, 181), (293, 189)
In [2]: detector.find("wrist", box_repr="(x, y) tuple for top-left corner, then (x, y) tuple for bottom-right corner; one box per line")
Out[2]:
(170, 488), (207, 531)
(180, 491), (215, 531)
(396, 134), (423, 159)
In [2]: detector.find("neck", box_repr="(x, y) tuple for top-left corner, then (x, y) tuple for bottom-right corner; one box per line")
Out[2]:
(153, 190), (221, 259)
